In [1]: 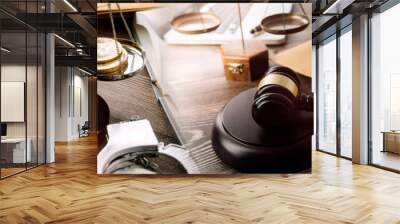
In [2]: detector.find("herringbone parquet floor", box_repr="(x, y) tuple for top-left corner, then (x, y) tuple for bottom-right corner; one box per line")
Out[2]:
(1, 135), (400, 224)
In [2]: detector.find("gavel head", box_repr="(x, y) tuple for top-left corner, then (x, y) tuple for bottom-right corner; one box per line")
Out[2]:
(252, 65), (301, 127)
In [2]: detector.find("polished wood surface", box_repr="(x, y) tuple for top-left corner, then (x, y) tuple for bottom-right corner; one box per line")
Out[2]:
(164, 75), (253, 173)
(98, 71), (179, 145)
(1, 167), (25, 178)
(0, 136), (400, 223)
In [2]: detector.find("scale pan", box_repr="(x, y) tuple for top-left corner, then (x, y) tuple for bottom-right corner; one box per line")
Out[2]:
(170, 12), (221, 35)
(261, 13), (309, 35)
(97, 38), (145, 81)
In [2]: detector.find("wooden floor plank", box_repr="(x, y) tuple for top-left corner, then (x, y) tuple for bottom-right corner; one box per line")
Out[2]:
(0, 135), (399, 223)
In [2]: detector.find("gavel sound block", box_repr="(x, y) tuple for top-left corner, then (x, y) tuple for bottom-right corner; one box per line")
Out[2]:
(212, 66), (313, 173)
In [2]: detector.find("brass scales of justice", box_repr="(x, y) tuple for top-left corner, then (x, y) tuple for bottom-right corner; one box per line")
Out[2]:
(96, 2), (309, 81)
(97, 3), (145, 81)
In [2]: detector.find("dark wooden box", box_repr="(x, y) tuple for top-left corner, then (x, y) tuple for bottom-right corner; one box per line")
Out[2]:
(220, 41), (269, 82)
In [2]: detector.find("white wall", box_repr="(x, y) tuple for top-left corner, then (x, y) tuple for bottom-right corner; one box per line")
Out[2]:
(1, 65), (26, 135)
(75, 74), (89, 121)
(71, 73), (89, 139)
(54, 67), (89, 141)
(1, 82), (25, 122)
(1, 63), (46, 164)
(55, 66), (69, 141)
(1, 65), (36, 138)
